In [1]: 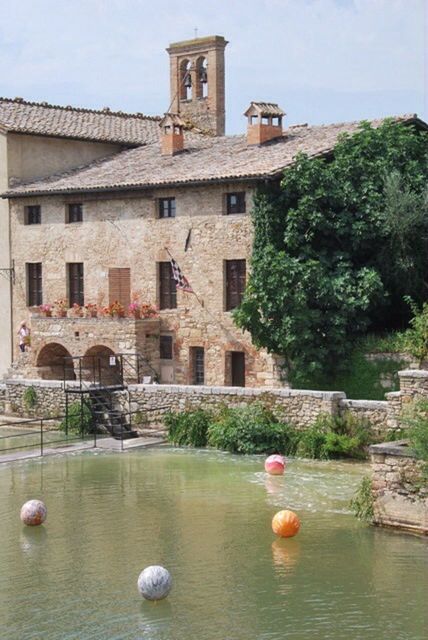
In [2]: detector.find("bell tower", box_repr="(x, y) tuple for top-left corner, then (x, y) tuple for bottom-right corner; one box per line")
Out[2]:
(167, 35), (228, 136)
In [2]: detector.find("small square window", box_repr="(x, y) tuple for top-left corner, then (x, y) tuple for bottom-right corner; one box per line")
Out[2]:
(25, 205), (41, 225)
(67, 203), (83, 223)
(158, 197), (176, 219)
(160, 335), (173, 360)
(226, 192), (246, 215)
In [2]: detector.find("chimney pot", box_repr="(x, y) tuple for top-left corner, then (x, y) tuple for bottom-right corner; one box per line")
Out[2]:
(159, 113), (186, 156)
(244, 102), (285, 145)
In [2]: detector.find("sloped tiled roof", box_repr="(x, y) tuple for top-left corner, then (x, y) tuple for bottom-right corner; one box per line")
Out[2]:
(0, 97), (162, 145)
(4, 115), (421, 197)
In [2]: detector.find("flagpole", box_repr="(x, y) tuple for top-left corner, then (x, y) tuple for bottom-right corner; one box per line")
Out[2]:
(164, 246), (205, 307)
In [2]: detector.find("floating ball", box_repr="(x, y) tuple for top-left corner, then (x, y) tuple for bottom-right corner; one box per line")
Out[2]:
(272, 510), (300, 538)
(264, 455), (285, 475)
(20, 500), (47, 526)
(137, 566), (172, 601)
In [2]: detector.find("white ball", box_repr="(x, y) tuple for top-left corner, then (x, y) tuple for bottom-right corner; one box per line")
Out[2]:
(137, 565), (172, 601)
(20, 499), (47, 526)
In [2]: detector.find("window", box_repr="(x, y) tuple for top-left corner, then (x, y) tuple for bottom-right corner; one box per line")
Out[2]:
(25, 205), (41, 225)
(67, 263), (84, 306)
(158, 262), (177, 309)
(225, 259), (246, 310)
(67, 203), (83, 223)
(230, 351), (245, 387)
(191, 347), (204, 385)
(160, 335), (173, 360)
(108, 268), (131, 308)
(26, 263), (42, 306)
(226, 192), (246, 215)
(158, 197), (176, 219)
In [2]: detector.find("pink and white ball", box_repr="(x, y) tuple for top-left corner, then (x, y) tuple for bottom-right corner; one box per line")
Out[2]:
(20, 500), (47, 526)
(264, 455), (285, 476)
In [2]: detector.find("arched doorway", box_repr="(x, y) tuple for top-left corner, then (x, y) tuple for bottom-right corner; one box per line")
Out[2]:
(81, 345), (121, 386)
(36, 343), (75, 380)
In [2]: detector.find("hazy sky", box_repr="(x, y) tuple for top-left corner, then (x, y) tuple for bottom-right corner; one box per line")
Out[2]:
(0, 0), (426, 134)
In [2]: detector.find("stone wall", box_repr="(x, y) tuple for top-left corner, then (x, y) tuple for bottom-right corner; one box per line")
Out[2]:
(386, 370), (428, 430)
(0, 383), (6, 415)
(370, 441), (427, 535)
(4, 379), (68, 418)
(3, 370), (427, 436)
(339, 399), (388, 436)
(126, 384), (346, 429)
(10, 183), (282, 388)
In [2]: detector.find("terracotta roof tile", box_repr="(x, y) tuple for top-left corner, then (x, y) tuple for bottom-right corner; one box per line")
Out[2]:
(3, 115), (420, 197)
(0, 97), (161, 145)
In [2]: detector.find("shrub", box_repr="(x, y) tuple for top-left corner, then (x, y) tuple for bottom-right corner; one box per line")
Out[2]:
(60, 401), (93, 435)
(401, 299), (428, 365)
(23, 385), (38, 411)
(297, 413), (373, 460)
(207, 404), (299, 455)
(350, 476), (374, 522)
(165, 409), (211, 447)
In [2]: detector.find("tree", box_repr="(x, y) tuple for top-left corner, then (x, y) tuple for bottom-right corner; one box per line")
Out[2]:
(234, 120), (428, 383)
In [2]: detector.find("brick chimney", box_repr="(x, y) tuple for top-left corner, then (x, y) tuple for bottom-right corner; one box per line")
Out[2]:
(244, 102), (285, 145)
(159, 113), (186, 156)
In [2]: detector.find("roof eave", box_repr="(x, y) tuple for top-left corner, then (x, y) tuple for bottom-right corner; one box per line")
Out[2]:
(3, 173), (278, 200)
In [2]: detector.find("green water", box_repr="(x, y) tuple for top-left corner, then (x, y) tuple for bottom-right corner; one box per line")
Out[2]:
(0, 449), (426, 640)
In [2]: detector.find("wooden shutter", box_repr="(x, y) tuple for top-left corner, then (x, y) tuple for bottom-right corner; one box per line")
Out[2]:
(159, 262), (177, 309)
(108, 268), (131, 307)
(27, 263), (42, 306)
(231, 352), (245, 387)
(226, 260), (246, 310)
(68, 263), (84, 306)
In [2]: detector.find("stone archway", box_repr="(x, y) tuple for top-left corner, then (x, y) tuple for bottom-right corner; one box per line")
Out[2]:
(81, 345), (121, 386)
(36, 343), (76, 380)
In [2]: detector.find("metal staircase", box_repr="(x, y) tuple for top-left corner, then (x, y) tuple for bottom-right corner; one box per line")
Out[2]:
(63, 352), (156, 440)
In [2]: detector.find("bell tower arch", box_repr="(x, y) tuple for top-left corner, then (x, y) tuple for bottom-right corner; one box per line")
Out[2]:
(167, 35), (228, 136)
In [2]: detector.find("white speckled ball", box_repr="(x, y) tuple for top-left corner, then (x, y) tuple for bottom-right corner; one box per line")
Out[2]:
(20, 500), (47, 526)
(137, 566), (172, 601)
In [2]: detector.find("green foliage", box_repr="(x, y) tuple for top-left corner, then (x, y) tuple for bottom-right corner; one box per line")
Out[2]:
(350, 476), (374, 522)
(404, 400), (428, 462)
(165, 409), (211, 447)
(59, 401), (93, 435)
(206, 404), (299, 455)
(401, 300), (428, 364)
(294, 334), (407, 399)
(296, 413), (373, 459)
(234, 121), (428, 382)
(164, 405), (373, 459)
(23, 386), (38, 411)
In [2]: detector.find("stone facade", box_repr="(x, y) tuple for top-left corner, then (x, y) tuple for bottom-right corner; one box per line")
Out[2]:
(0, 130), (127, 377)
(370, 441), (428, 535)
(9, 183), (283, 388)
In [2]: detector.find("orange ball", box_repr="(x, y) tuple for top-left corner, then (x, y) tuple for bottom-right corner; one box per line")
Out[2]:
(272, 510), (300, 538)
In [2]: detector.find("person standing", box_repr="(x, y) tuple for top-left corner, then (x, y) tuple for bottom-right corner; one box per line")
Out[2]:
(17, 321), (31, 352)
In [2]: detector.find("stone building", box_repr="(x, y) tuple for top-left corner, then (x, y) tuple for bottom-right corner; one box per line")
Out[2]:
(0, 35), (424, 387)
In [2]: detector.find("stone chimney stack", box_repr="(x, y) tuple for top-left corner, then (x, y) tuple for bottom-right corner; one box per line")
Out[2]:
(244, 102), (285, 145)
(167, 35), (228, 136)
(159, 113), (185, 156)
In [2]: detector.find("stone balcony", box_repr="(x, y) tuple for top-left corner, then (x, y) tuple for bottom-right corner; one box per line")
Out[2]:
(22, 315), (161, 382)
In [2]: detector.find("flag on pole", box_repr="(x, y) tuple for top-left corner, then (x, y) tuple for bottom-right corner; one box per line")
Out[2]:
(167, 251), (194, 293)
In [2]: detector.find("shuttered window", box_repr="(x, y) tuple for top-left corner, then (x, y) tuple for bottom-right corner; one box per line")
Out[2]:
(108, 268), (131, 308)
(26, 263), (42, 306)
(67, 263), (84, 306)
(225, 259), (246, 310)
(67, 203), (83, 223)
(158, 262), (177, 309)
(191, 347), (205, 385)
(25, 205), (41, 225)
